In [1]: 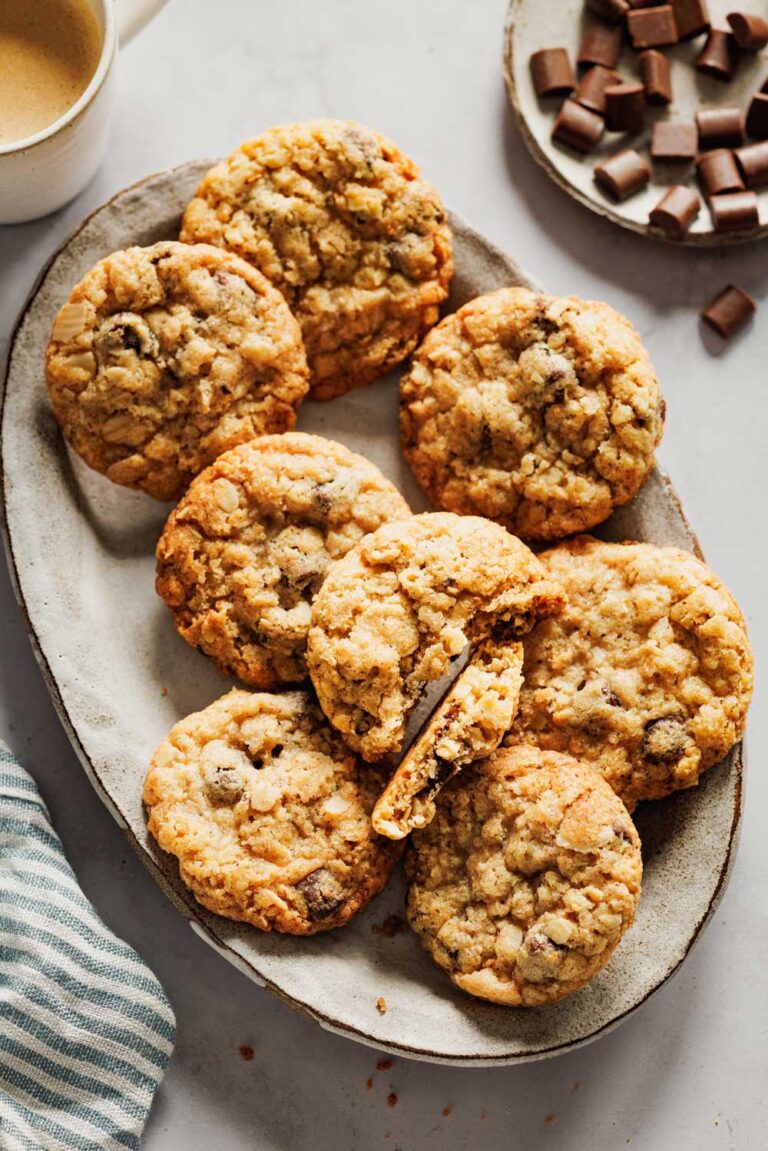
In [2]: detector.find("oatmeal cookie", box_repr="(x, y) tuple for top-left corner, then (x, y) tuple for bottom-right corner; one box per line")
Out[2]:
(405, 746), (642, 1006)
(307, 512), (563, 762)
(143, 689), (401, 934)
(46, 241), (308, 501)
(372, 636), (524, 840)
(156, 433), (410, 688)
(505, 536), (754, 810)
(180, 119), (453, 399)
(400, 288), (664, 540)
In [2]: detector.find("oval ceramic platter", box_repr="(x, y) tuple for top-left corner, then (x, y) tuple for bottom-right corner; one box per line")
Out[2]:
(0, 160), (743, 1065)
(504, 0), (768, 245)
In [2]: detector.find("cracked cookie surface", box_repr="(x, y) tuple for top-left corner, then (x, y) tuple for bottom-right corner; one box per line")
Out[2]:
(307, 512), (563, 762)
(46, 241), (308, 501)
(156, 433), (411, 688)
(504, 536), (754, 811)
(405, 746), (642, 1006)
(143, 689), (402, 934)
(372, 636), (524, 840)
(180, 119), (453, 399)
(400, 288), (664, 540)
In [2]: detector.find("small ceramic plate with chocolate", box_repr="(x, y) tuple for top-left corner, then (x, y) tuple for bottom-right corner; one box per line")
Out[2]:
(504, 0), (768, 244)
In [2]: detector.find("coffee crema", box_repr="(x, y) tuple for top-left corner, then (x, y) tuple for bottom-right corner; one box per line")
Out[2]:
(0, 0), (102, 146)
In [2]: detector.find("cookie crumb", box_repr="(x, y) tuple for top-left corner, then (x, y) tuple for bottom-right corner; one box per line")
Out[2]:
(377, 1059), (393, 1071)
(545, 1114), (555, 1124)
(161, 687), (168, 697)
(376, 997), (388, 1015)
(238, 1045), (254, 1061)
(366, 1077), (373, 1091)
(387, 1092), (398, 1108)
(372, 915), (407, 937)
(442, 1107), (452, 1117)
(481, 1112), (487, 1121)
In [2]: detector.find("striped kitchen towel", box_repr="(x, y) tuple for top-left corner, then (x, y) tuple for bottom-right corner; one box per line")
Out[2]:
(0, 741), (176, 1150)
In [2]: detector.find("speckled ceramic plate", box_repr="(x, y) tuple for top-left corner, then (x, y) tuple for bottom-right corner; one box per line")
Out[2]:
(504, 0), (768, 245)
(0, 161), (743, 1064)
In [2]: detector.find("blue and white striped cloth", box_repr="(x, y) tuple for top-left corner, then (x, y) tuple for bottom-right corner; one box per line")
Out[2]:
(0, 742), (176, 1150)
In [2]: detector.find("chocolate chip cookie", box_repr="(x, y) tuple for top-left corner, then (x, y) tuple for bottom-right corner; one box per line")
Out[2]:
(505, 536), (754, 811)
(156, 433), (411, 688)
(400, 288), (664, 540)
(180, 119), (453, 399)
(143, 689), (401, 934)
(405, 746), (642, 1006)
(46, 241), (309, 501)
(307, 512), (564, 762)
(372, 636), (524, 840)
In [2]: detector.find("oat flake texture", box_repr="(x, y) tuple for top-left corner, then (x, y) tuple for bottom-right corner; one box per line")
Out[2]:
(143, 689), (402, 935)
(504, 536), (754, 810)
(400, 287), (664, 540)
(181, 119), (453, 399)
(45, 241), (309, 501)
(406, 746), (643, 1007)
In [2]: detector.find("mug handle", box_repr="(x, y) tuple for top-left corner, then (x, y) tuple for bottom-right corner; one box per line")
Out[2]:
(114, 0), (169, 46)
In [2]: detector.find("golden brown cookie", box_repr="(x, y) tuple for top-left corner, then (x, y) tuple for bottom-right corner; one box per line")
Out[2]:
(180, 119), (453, 399)
(306, 512), (563, 762)
(143, 689), (402, 934)
(405, 746), (642, 1006)
(400, 288), (664, 540)
(505, 536), (754, 810)
(156, 433), (411, 688)
(46, 241), (308, 501)
(372, 636), (524, 840)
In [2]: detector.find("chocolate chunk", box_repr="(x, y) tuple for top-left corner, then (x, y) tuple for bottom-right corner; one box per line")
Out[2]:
(605, 82), (647, 132)
(726, 12), (768, 51)
(701, 284), (756, 338)
(649, 185), (701, 237)
(671, 0), (711, 40)
(295, 868), (346, 921)
(696, 149), (745, 195)
(95, 313), (159, 362)
(628, 0), (668, 7)
(552, 99), (605, 152)
(651, 120), (698, 159)
(574, 64), (621, 114)
(696, 107), (744, 149)
(735, 139), (768, 186)
(628, 5), (679, 47)
(578, 17), (624, 69)
(530, 48), (576, 97)
(640, 49), (673, 104)
(586, 0), (630, 22)
(746, 93), (768, 140)
(709, 189), (760, 231)
(641, 717), (689, 764)
(696, 29), (740, 79)
(595, 149), (651, 200)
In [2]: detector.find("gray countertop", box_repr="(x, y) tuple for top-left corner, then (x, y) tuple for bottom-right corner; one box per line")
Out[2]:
(0, 2), (765, 1147)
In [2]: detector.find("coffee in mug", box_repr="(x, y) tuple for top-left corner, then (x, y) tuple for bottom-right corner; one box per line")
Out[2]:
(0, 0), (102, 146)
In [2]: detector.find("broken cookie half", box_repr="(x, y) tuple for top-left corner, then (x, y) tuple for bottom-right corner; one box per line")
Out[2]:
(372, 636), (524, 840)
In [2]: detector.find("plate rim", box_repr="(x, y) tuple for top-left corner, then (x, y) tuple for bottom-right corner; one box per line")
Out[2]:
(503, 0), (768, 249)
(0, 161), (745, 1065)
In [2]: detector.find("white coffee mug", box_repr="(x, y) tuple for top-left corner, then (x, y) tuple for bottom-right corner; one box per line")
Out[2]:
(0, 0), (169, 225)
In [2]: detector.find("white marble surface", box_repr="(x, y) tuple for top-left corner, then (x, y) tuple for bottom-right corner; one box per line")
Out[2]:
(0, 1), (765, 1147)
